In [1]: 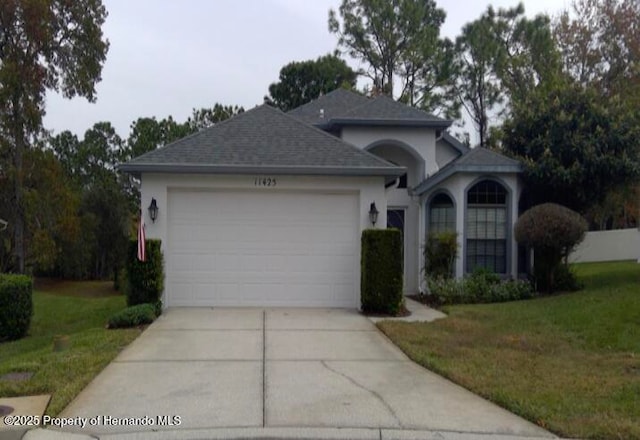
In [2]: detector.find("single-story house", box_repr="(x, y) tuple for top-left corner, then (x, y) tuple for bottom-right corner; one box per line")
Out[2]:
(120, 89), (523, 308)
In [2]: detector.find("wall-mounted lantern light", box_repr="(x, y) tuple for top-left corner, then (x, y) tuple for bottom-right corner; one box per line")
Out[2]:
(148, 198), (159, 223)
(369, 202), (379, 227)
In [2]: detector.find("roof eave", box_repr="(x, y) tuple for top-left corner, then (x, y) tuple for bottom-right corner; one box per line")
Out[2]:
(118, 163), (406, 179)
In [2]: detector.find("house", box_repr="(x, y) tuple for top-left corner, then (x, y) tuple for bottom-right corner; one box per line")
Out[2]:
(120, 89), (522, 308)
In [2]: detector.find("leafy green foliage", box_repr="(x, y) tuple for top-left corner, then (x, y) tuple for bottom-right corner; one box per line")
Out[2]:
(328, 0), (455, 114)
(0, 0), (109, 273)
(424, 231), (458, 280)
(124, 239), (164, 306)
(361, 229), (403, 315)
(554, 0), (640, 100)
(107, 303), (157, 329)
(515, 203), (587, 292)
(0, 274), (33, 341)
(426, 269), (534, 305)
(268, 54), (357, 111)
(453, 4), (559, 147)
(502, 83), (640, 214)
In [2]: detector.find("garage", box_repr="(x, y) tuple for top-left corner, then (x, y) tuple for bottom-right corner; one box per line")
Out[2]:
(120, 104), (403, 309)
(166, 189), (359, 307)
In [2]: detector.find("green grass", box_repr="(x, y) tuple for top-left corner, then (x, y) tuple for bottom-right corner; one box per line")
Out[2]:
(0, 280), (142, 415)
(379, 261), (640, 440)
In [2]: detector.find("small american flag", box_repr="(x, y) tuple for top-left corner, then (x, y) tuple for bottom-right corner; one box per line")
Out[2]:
(137, 210), (146, 262)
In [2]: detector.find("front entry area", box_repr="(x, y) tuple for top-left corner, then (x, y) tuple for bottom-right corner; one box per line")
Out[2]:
(165, 189), (359, 308)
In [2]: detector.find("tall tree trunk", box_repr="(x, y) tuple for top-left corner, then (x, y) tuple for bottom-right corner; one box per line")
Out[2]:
(12, 96), (25, 273)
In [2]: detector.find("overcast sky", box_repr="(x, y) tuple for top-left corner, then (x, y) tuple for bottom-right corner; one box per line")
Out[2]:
(42, 0), (569, 139)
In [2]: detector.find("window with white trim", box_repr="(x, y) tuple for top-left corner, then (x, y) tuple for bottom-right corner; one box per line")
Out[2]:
(429, 193), (455, 234)
(466, 180), (508, 274)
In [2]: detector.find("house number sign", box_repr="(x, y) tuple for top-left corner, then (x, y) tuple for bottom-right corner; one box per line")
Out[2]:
(254, 177), (277, 187)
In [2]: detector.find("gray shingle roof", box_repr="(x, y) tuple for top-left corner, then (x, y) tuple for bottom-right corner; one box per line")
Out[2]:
(328, 95), (451, 128)
(413, 147), (522, 195)
(287, 88), (370, 125)
(119, 104), (404, 177)
(288, 88), (451, 129)
(441, 132), (470, 155)
(455, 146), (521, 167)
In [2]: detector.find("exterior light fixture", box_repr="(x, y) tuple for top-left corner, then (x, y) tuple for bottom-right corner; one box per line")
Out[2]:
(369, 202), (379, 227)
(148, 198), (159, 223)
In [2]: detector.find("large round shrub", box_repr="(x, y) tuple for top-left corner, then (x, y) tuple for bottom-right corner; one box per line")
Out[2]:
(515, 203), (587, 292)
(0, 274), (33, 341)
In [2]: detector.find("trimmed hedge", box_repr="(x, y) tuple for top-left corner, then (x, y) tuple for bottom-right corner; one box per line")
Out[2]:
(107, 303), (157, 329)
(361, 229), (403, 315)
(124, 239), (164, 307)
(0, 274), (33, 341)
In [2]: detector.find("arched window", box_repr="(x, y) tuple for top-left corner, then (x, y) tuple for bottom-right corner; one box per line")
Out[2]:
(429, 193), (455, 233)
(466, 180), (508, 274)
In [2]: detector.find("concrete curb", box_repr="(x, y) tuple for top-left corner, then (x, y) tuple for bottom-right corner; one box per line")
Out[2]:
(22, 426), (568, 440)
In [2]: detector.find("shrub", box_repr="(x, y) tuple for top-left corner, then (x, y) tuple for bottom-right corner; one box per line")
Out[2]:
(361, 229), (403, 315)
(427, 272), (535, 306)
(424, 231), (458, 280)
(124, 239), (164, 306)
(0, 274), (33, 341)
(515, 203), (587, 293)
(107, 303), (157, 329)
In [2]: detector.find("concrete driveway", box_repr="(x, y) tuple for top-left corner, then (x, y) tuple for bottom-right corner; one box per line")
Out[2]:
(59, 308), (555, 438)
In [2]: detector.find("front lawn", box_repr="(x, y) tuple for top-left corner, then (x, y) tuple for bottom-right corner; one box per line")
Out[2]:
(0, 280), (142, 415)
(378, 261), (640, 440)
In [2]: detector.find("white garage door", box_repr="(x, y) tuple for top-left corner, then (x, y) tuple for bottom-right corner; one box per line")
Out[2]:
(166, 189), (359, 307)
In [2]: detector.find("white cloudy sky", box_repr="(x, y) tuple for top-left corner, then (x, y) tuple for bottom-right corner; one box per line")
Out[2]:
(42, 0), (569, 138)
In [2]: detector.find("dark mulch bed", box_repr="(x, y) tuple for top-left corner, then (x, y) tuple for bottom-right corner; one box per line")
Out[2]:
(360, 303), (411, 318)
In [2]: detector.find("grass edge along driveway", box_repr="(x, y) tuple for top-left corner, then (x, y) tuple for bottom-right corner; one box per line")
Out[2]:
(0, 280), (142, 416)
(378, 261), (640, 440)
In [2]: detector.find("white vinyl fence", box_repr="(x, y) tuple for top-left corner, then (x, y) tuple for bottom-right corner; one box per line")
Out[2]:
(569, 228), (640, 263)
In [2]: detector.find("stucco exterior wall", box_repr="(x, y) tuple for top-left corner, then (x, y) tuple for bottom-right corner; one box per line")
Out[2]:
(420, 173), (521, 280)
(435, 139), (460, 168)
(340, 126), (438, 178)
(568, 228), (640, 263)
(141, 173), (388, 241)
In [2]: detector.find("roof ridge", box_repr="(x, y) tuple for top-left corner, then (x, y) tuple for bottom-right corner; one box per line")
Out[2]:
(287, 88), (369, 115)
(275, 103), (399, 168)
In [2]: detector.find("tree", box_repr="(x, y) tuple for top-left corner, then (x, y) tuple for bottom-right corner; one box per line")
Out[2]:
(186, 104), (244, 131)
(490, 4), (561, 106)
(453, 4), (560, 147)
(515, 203), (587, 292)
(502, 82), (640, 214)
(3, 148), (80, 274)
(0, 0), (109, 273)
(268, 54), (357, 111)
(554, 0), (640, 98)
(328, 0), (451, 113)
(453, 12), (504, 148)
